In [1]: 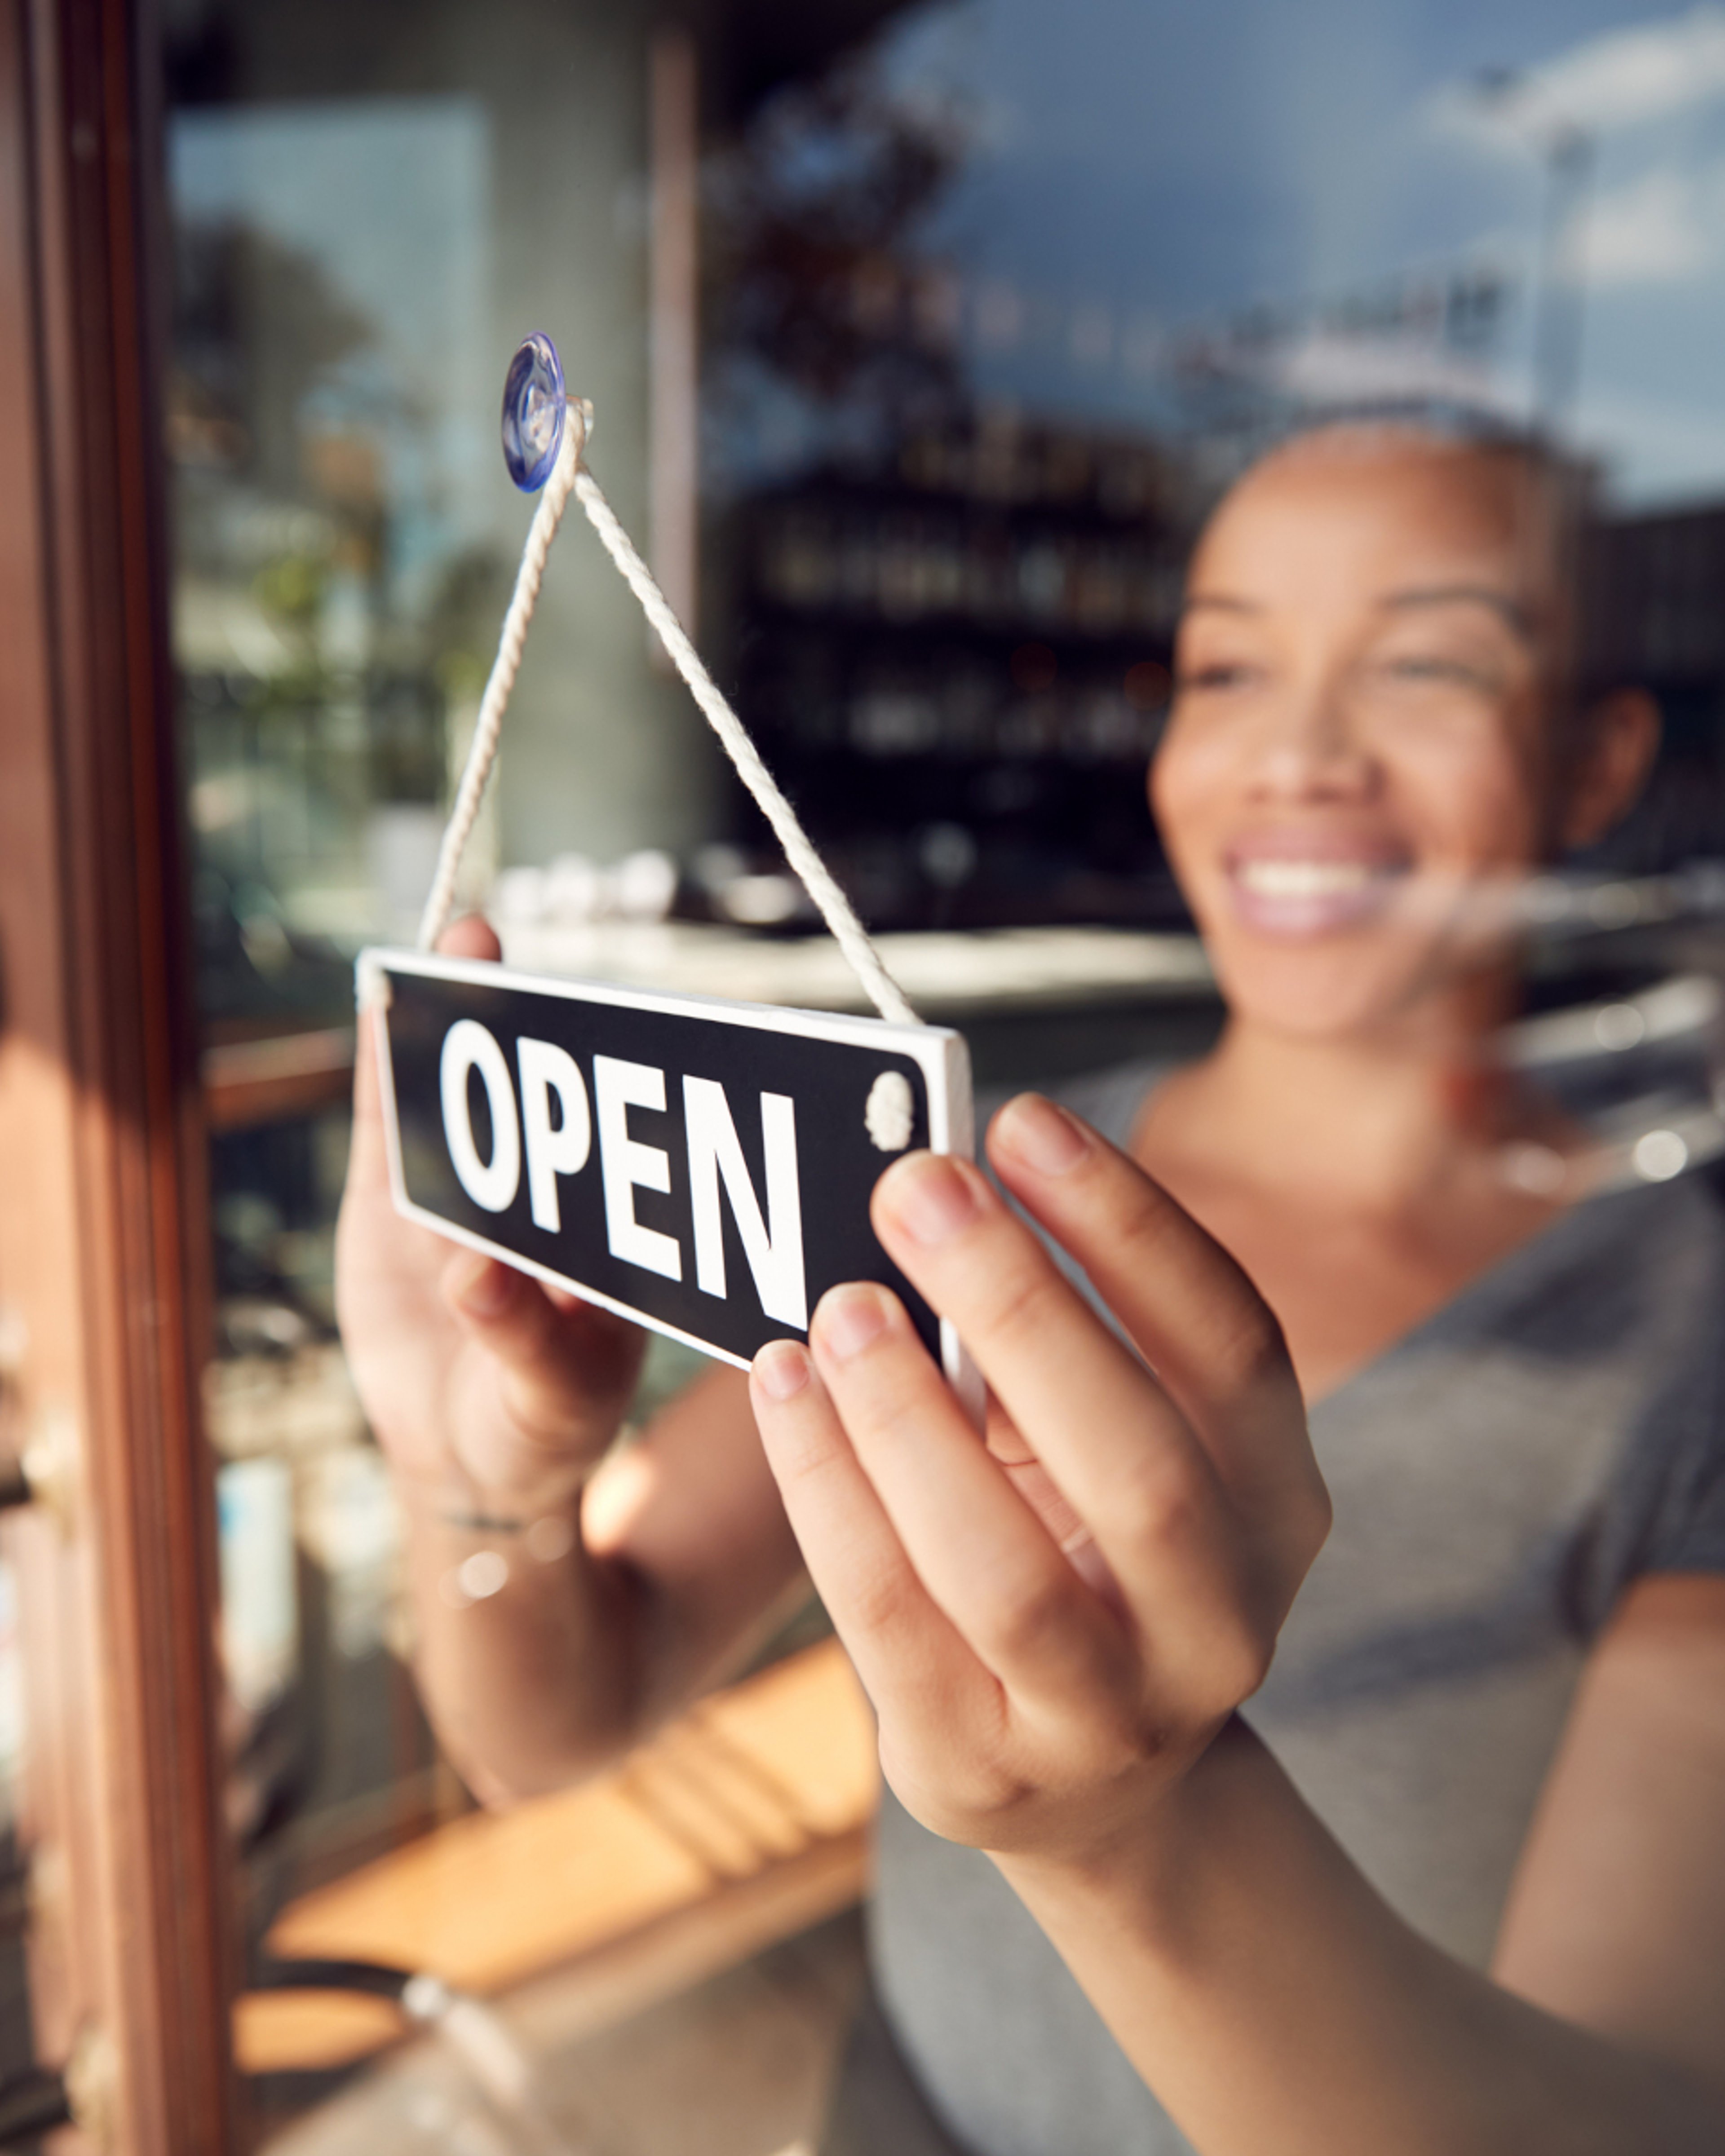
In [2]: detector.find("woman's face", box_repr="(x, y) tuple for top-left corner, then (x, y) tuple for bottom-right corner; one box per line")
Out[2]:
(1152, 434), (1563, 1041)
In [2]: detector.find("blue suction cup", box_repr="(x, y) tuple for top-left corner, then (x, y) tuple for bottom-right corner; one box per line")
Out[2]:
(501, 333), (567, 492)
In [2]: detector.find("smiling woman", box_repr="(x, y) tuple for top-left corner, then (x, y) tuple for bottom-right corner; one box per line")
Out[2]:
(1154, 420), (1657, 1055)
(1136, 420), (1662, 1395)
(336, 410), (1725, 2156)
(783, 417), (1725, 2155)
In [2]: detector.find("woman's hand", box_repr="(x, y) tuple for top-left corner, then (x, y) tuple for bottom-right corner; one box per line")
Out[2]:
(335, 916), (645, 1512)
(748, 1090), (1328, 1862)
(334, 917), (797, 1802)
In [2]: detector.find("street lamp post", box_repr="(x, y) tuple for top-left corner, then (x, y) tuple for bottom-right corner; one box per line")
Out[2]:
(1474, 70), (1594, 436)
(1532, 123), (1593, 431)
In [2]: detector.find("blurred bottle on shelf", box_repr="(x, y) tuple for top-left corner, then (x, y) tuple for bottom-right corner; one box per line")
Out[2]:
(730, 405), (1190, 931)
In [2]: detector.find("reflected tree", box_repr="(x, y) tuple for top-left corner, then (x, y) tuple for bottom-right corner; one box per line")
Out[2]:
(708, 57), (969, 448)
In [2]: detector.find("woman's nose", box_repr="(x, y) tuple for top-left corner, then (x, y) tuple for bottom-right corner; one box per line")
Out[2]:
(1247, 673), (1376, 802)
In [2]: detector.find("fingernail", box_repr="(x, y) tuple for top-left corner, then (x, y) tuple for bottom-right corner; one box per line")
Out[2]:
(994, 1093), (1089, 1177)
(452, 1254), (516, 1319)
(754, 1340), (811, 1401)
(816, 1283), (889, 1361)
(878, 1153), (981, 1246)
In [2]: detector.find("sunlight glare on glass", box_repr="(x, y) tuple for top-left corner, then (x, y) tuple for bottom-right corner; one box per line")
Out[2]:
(1632, 1129), (1689, 1184)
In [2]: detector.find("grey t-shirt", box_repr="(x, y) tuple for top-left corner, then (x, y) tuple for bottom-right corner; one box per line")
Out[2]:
(839, 1061), (1725, 2156)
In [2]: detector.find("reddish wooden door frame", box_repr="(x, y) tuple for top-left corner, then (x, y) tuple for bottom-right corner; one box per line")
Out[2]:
(0, 0), (238, 2148)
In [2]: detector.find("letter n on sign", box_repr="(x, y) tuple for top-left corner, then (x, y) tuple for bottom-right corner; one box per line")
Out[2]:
(358, 949), (978, 1403)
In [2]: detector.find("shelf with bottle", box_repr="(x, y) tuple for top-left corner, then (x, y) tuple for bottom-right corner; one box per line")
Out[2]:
(740, 628), (1173, 771)
(747, 495), (1184, 645)
(881, 408), (1178, 520)
(719, 408), (1191, 930)
(737, 406), (1189, 649)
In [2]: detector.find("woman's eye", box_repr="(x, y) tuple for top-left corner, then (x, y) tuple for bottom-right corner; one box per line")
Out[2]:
(1376, 653), (1494, 692)
(1178, 660), (1260, 693)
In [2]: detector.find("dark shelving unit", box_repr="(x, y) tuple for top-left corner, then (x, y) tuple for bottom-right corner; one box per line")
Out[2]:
(730, 409), (1196, 930)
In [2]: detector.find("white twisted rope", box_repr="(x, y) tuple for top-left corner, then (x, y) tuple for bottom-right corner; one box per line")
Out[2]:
(418, 402), (591, 952)
(567, 473), (919, 1027)
(418, 399), (920, 1030)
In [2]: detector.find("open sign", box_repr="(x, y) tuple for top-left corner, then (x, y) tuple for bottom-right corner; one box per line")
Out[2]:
(360, 950), (978, 1402)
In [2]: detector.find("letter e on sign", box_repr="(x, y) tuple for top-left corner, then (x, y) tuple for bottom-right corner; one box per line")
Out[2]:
(593, 1056), (683, 1282)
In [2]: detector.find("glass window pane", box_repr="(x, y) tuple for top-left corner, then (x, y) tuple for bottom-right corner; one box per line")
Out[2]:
(163, 0), (1725, 2147)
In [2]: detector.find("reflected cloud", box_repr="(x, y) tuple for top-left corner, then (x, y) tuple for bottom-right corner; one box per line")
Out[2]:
(1266, 323), (1504, 409)
(1582, 164), (1715, 286)
(1508, 4), (1725, 135)
(1433, 5), (1725, 145)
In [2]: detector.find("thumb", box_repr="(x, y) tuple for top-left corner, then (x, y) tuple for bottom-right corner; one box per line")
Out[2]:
(348, 913), (504, 1185)
(437, 913), (503, 965)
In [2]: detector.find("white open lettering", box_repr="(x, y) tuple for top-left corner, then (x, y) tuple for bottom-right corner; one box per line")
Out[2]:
(516, 1037), (591, 1233)
(593, 1055), (682, 1280)
(683, 1078), (806, 1327)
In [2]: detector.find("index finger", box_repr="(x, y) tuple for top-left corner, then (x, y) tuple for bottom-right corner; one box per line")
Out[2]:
(987, 1094), (1308, 1514)
(867, 1151), (1252, 1655)
(870, 1139), (1323, 1644)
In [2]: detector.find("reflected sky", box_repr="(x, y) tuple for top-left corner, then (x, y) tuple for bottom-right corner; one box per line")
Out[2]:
(880, 0), (1725, 505)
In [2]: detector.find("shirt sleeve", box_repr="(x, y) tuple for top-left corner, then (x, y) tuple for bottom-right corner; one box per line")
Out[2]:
(1643, 1312), (1725, 1578)
(1648, 1451), (1725, 1576)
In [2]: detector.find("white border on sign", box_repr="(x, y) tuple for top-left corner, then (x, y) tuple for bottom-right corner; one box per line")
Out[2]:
(358, 946), (982, 1421)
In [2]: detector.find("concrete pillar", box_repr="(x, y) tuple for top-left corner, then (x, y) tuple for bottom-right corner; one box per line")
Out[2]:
(230, 0), (724, 875)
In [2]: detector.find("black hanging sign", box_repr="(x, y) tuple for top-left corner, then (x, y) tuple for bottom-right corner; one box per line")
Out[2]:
(360, 949), (978, 1405)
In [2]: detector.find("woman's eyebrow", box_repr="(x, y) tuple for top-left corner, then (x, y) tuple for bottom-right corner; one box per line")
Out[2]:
(1181, 592), (1262, 617)
(1379, 584), (1533, 636)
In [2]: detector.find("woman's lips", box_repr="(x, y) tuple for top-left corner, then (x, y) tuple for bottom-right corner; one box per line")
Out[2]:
(1226, 853), (1408, 937)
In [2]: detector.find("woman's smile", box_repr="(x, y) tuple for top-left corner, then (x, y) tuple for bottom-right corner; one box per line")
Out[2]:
(1225, 835), (1412, 938)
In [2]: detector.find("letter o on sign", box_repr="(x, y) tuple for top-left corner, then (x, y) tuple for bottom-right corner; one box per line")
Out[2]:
(440, 1020), (522, 1212)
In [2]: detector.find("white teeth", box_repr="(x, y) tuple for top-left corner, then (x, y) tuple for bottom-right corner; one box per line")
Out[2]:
(1235, 859), (1381, 898)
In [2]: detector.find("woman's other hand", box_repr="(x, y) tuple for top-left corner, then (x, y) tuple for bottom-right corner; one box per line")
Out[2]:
(335, 915), (646, 1513)
(748, 1090), (1328, 1863)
